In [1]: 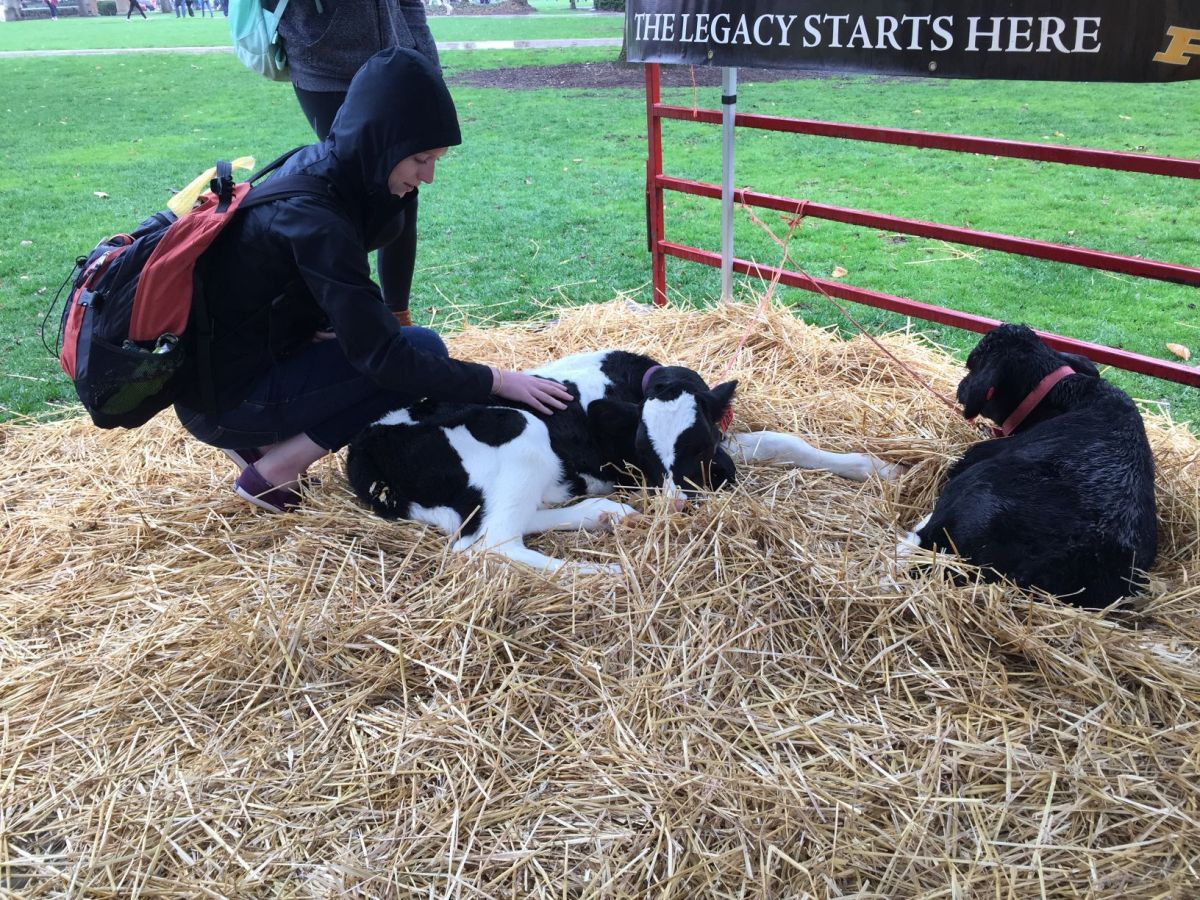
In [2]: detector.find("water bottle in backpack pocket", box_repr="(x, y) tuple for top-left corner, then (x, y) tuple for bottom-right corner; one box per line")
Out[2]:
(58, 209), (191, 429)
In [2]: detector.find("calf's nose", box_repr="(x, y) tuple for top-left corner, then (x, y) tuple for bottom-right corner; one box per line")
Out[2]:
(661, 483), (688, 513)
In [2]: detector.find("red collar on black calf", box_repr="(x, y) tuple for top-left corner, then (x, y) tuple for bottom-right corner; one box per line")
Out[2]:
(992, 365), (1076, 437)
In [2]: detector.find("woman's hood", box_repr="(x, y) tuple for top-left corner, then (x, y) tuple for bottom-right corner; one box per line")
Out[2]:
(288, 48), (462, 249)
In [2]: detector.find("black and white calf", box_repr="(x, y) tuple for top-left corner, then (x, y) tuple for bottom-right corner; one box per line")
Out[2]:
(896, 324), (1157, 608)
(347, 350), (901, 575)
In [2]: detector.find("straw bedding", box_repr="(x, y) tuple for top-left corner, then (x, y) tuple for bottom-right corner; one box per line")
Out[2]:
(2, 299), (1198, 897)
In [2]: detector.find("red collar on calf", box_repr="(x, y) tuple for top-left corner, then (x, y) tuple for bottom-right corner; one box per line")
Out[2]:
(993, 365), (1076, 437)
(717, 405), (734, 433)
(642, 364), (734, 433)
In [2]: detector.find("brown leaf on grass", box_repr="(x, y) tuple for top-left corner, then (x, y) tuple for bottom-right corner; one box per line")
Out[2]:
(831, 266), (848, 278)
(1166, 343), (1191, 361)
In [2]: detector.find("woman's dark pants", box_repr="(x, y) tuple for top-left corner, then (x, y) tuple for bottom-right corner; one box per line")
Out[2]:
(174, 326), (447, 452)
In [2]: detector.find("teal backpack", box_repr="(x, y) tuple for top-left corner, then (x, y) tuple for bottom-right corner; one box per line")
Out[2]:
(229, 0), (290, 82)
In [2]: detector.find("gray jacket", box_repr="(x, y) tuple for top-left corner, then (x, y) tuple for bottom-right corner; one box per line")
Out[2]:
(277, 0), (440, 92)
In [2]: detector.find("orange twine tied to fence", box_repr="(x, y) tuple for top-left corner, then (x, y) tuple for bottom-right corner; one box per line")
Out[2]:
(720, 198), (961, 415)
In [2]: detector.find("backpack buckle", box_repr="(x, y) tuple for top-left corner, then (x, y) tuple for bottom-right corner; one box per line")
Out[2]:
(211, 160), (235, 212)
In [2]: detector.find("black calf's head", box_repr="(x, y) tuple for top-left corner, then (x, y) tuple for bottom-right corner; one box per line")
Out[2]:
(589, 366), (738, 499)
(957, 324), (1099, 425)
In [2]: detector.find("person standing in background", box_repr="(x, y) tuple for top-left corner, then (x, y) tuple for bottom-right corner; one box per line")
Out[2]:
(126, 0), (148, 18)
(276, 0), (440, 328)
(44, 0), (58, 18)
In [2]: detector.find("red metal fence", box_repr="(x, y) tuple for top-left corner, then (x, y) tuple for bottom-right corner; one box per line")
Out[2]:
(643, 63), (1200, 388)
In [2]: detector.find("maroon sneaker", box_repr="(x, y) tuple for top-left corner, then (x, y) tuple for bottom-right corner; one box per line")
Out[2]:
(234, 464), (301, 513)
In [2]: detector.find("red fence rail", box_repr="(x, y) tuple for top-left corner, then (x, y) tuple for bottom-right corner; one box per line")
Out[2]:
(644, 63), (1200, 388)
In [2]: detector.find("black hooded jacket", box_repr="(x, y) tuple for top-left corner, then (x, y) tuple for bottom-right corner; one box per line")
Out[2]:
(178, 48), (493, 412)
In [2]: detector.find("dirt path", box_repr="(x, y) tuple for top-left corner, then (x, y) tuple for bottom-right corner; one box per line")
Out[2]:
(0, 39), (830, 92)
(0, 39), (622, 58)
(450, 61), (832, 90)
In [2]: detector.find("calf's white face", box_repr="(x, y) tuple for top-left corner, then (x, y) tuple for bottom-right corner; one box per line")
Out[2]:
(641, 394), (696, 489)
(634, 372), (737, 500)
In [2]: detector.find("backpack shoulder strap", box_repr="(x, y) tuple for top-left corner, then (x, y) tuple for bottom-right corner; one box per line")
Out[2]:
(241, 173), (332, 210)
(247, 146), (306, 183)
(240, 146), (333, 210)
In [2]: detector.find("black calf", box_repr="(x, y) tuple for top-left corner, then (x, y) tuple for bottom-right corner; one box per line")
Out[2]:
(902, 324), (1157, 608)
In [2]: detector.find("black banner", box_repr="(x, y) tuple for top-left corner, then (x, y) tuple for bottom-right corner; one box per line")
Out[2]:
(625, 1), (1200, 82)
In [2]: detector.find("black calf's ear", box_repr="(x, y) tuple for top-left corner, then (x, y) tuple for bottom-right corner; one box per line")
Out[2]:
(705, 380), (738, 423)
(1056, 351), (1100, 378)
(958, 371), (993, 421)
(588, 398), (641, 434)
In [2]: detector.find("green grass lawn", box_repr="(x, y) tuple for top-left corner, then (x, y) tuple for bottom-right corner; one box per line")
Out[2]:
(660, 74), (1200, 421)
(0, 40), (1196, 425)
(0, 6), (621, 52)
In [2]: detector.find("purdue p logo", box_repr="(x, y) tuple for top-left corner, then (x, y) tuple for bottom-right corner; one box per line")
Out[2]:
(1154, 26), (1200, 65)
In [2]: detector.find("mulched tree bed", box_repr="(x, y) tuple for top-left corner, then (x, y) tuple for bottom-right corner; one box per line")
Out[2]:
(450, 61), (839, 90)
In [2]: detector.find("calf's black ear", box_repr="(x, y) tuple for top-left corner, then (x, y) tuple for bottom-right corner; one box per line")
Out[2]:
(588, 399), (641, 435)
(958, 371), (993, 421)
(1056, 350), (1100, 378)
(705, 380), (738, 423)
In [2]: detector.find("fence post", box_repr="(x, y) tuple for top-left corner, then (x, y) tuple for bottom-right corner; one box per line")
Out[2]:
(720, 67), (737, 302)
(645, 64), (668, 306)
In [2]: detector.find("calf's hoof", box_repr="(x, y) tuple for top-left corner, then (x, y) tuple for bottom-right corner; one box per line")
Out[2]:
(576, 498), (640, 531)
(574, 561), (625, 577)
(864, 457), (908, 482)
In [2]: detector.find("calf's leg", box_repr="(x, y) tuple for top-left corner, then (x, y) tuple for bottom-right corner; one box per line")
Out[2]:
(455, 480), (622, 577)
(728, 431), (904, 482)
(527, 498), (639, 533)
(459, 535), (618, 576)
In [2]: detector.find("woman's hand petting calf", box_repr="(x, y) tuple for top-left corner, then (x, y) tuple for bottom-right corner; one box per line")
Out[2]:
(492, 368), (573, 415)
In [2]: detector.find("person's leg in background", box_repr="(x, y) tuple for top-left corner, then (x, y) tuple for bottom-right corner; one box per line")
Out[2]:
(377, 198), (418, 324)
(292, 85), (344, 144)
